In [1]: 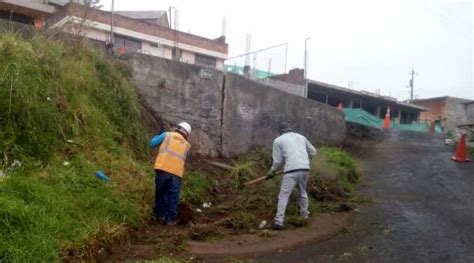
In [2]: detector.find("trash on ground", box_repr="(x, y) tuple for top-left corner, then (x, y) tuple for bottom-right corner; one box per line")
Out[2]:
(63, 161), (71, 166)
(202, 202), (212, 208)
(95, 171), (110, 182)
(259, 220), (267, 229)
(6, 159), (22, 172)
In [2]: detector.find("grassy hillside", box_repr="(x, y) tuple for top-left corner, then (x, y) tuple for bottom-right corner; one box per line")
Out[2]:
(0, 33), (362, 262)
(0, 33), (152, 261)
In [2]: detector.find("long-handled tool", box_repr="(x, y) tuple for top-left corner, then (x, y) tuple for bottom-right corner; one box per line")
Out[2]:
(244, 171), (283, 186)
(207, 161), (282, 187)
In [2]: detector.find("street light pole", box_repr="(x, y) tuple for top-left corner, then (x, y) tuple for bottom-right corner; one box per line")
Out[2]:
(110, 0), (115, 44)
(304, 37), (311, 98)
(304, 37), (311, 80)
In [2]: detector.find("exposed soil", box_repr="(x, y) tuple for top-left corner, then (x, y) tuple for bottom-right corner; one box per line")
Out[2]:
(187, 213), (352, 259)
(104, 148), (360, 262)
(106, 212), (352, 262)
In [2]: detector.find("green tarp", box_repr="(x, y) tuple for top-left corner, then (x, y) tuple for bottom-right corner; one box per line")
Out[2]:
(224, 65), (274, 79)
(343, 108), (441, 133)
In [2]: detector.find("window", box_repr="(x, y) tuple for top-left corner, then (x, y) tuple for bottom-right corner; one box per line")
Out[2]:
(195, 54), (217, 68)
(0, 11), (34, 25)
(114, 34), (141, 54)
(172, 48), (182, 60)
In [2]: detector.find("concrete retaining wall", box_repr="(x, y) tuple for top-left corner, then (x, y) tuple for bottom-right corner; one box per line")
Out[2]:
(222, 74), (346, 156)
(129, 55), (224, 157)
(127, 55), (346, 157)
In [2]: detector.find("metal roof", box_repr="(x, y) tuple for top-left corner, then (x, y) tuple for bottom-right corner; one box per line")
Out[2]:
(307, 79), (426, 111)
(115, 11), (166, 20)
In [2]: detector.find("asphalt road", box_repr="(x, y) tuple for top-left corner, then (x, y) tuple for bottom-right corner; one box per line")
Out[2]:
(259, 130), (474, 263)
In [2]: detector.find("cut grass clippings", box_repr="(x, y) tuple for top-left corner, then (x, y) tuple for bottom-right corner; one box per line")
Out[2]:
(178, 146), (362, 243)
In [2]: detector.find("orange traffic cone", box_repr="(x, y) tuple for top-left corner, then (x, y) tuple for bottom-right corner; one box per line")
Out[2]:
(383, 107), (391, 129)
(429, 122), (435, 133)
(452, 134), (470, 162)
(337, 102), (343, 110)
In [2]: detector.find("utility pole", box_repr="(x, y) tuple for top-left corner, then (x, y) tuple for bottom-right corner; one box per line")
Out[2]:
(304, 37), (311, 98)
(110, 0), (115, 44)
(408, 69), (417, 103)
(304, 37), (311, 80)
(168, 6), (174, 29)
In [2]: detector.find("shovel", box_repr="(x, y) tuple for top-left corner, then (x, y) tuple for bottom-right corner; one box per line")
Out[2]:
(243, 171), (283, 186)
(207, 161), (281, 188)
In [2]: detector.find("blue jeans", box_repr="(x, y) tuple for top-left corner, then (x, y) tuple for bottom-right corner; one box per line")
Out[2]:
(153, 170), (182, 223)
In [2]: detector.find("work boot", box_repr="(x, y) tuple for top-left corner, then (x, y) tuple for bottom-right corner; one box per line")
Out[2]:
(271, 222), (284, 231)
(165, 221), (177, 226)
(152, 216), (165, 225)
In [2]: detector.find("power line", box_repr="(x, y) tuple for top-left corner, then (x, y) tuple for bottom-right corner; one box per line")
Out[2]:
(226, 42), (288, 60)
(422, 3), (472, 31)
(419, 3), (473, 41)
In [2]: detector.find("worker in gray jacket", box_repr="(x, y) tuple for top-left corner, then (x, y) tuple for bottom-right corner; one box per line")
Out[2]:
(267, 121), (317, 230)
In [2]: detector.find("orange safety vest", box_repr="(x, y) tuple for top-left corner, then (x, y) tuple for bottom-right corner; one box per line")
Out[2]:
(154, 132), (191, 177)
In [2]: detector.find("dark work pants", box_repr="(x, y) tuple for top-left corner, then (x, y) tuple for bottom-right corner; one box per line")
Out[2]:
(153, 170), (182, 223)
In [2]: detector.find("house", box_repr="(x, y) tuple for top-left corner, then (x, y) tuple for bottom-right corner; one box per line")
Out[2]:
(306, 80), (425, 124)
(0, 1), (228, 70)
(0, 0), (55, 27)
(413, 96), (474, 132)
(465, 101), (474, 125)
(265, 68), (425, 124)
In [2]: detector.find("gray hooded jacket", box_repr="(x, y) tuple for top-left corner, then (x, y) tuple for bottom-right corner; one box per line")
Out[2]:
(270, 132), (317, 173)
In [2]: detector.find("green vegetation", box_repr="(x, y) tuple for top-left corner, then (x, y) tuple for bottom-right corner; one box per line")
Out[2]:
(317, 146), (359, 192)
(0, 32), (363, 261)
(0, 33), (152, 262)
(181, 171), (212, 206)
(182, 146), (361, 240)
(446, 130), (454, 139)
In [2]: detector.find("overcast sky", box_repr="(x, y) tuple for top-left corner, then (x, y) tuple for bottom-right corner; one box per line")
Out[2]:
(100, 0), (473, 101)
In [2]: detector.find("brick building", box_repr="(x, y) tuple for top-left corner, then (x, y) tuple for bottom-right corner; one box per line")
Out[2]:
(269, 68), (305, 85)
(465, 101), (474, 125)
(0, 1), (228, 70)
(0, 0), (55, 27)
(413, 96), (474, 132)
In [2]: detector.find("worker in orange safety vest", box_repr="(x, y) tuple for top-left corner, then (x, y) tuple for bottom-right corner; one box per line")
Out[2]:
(150, 122), (191, 225)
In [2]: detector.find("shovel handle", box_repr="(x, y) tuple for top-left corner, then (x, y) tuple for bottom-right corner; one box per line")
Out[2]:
(244, 176), (268, 186)
(244, 171), (283, 186)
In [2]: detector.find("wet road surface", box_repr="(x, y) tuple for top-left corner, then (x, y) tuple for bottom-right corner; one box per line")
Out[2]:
(259, 130), (474, 263)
